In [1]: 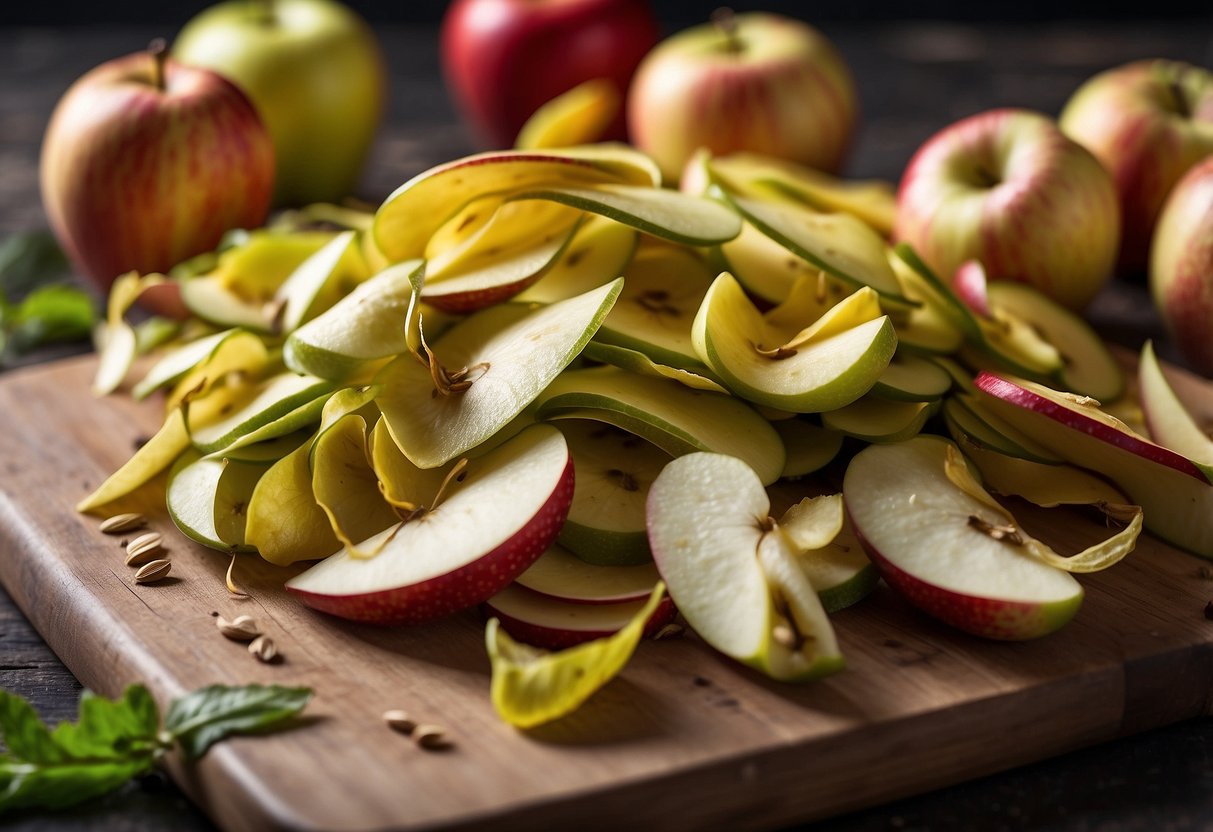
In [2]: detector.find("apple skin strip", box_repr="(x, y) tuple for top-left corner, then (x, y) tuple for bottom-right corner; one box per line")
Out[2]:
(944, 444), (1141, 573)
(77, 406), (189, 514)
(93, 272), (166, 396)
(486, 583), (665, 729)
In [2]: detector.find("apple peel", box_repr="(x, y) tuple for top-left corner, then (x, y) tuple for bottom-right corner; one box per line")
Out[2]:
(486, 583), (665, 729)
(944, 445), (1141, 573)
(93, 272), (167, 396)
(77, 406), (190, 514)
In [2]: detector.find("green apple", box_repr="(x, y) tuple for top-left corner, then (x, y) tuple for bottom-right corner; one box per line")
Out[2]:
(174, 0), (387, 206)
(647, 452), (844, 681)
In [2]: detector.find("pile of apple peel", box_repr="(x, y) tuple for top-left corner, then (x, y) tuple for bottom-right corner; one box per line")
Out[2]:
(82, 142), (1213, 728)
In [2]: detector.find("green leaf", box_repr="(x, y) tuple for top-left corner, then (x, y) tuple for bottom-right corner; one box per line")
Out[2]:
(0, 231), (71, 298)
(5, 285), (95, 354)
(0, 686), (162, 814)
(165, 684), (313, 760)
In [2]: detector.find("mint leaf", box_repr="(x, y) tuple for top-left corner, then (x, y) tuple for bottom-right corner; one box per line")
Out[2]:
(0, 686), (162, 814)
(0, 231), (71, 298)
(5, 285), (95, 354)
(165, 684), (312, 760)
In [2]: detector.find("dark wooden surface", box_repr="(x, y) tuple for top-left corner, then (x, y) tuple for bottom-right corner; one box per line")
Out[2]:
(2, 18), (1213, 832)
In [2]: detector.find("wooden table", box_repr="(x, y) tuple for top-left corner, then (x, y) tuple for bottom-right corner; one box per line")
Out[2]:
(2, 19), (1212, 832)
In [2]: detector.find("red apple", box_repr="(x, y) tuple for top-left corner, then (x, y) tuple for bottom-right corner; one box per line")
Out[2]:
(628, 11), (857, 183)
(440, 0), (659, 148)
(1060, 60), (1213, 276)
(895, 108), (1120, 310)
(40, 45), (274, 311)
(1150, 156), (1213, 375)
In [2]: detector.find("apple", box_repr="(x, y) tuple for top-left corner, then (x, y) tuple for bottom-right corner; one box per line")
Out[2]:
(1060, 59), (1213, 276)
(895, 108), (1120, 310)
(845, 436), (1085, 640)
(39, 44), (273, 310)
(647, 452), (844, 681)
(974, 372), (1213, 559)
(628, 11), (857, 183)
(174, 0), (386, 206)
(440, 0), (659, 148)
(1150, 156), (1213, 375)
(286, 424), (574, 624)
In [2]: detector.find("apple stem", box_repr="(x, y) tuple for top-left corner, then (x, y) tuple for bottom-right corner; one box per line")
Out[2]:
(148, 38), (168, 92)
(1168, 78), (1192, 119)
(711, 7), (743, 54)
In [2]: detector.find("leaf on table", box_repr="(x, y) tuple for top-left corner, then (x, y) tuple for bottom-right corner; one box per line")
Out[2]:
(4, 284), (95, 354)
(0, 685), (163, 814)
(164, 684), (313, 760)
(0, 231), (71, 298)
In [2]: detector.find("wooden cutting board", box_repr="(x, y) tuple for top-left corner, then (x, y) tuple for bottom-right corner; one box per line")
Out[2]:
(3, 354), (1213, 832)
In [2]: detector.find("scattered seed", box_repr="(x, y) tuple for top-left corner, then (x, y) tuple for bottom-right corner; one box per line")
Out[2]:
(383, 709), (416, 734)
(134, 559), (171, 584)
(100, 513), (146, 534)
(125, 532), (163, 565)
(248, 635), (278, 663)
(772, 623), (797, 648)
(652, 623), (685, 640)
(413, 724), (449, 750)
(216, 614), (261, 642)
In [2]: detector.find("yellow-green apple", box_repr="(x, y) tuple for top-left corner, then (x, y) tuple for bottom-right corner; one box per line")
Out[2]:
(1150, 156), (1213, 374)
(845, 436), (1085, 640)
(895, 108), (1120, 310)
(39, 46), (273, 310)
(174, 0), (386, 206)
(627, 11), (857, 183)
(1060, 60), (1213, 276)
(440, 0), (659, 148)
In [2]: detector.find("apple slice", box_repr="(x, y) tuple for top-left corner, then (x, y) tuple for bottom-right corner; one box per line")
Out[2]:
(284, 259), (425, 379)
(133, 328), (263, 401)
(485, 583), (676, 650)
(534, 365), (785, 485)
(515, 215), (639, 305)
(555, 419), (670, 566)
(692, 273), (897, 413)
(286, 424), (574, 624)
(374, 145), (661, 261)
(942, 393), (1063, 464)
(726, 195), (910, 302)
(514, 544), (661, 605)
(594, 242), (715, 370)
(166, 450), (268, 552)
(78, 408), (191, 514)
(961, 444), (1128, 508)
(713, 219), (831, 305)
(821, 396), (935, 444)
(793, 515), (878, 614)
(515, 78), (621, 150)
(1139, 340), (1213, 482)
(845, 436), (1085, 639)
(647, 452), (843, 681)
(774, 420), (844, 479)
(870, 353), (953, 401)
(275, 230), (363, 333)
(707, 152), (897, 236)
(311, 412), (400, 552)
(375, 279), (621, 469)
(187, 371), (334, 454)
(889, 243), (982, 342)
(975, 372), (1213, 558)
(513, 183), (742, 246)
(581, 341), (728, 393)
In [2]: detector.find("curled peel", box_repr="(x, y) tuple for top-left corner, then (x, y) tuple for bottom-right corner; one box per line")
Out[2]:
(93, 272), (167, 396)
(486, 583), (665, 729)
(944, 445), (1141, 573)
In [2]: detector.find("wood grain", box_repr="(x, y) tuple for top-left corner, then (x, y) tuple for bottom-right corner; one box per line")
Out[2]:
(2, 354), (1213, 831)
